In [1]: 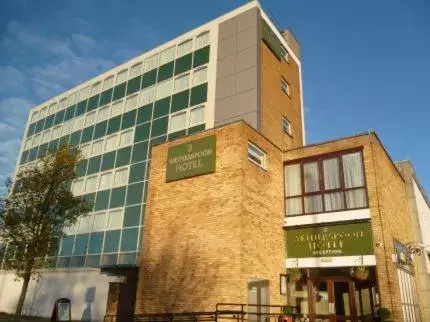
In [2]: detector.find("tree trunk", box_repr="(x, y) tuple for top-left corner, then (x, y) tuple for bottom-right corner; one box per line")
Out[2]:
(15, 272), (31, 322)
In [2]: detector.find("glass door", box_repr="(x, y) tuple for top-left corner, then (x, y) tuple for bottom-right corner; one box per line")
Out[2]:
(332, 281), (354, 321)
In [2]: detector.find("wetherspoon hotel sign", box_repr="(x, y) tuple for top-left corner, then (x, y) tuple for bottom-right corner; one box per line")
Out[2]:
(166, 135), (216, 182)
(286, 222), (373, 258)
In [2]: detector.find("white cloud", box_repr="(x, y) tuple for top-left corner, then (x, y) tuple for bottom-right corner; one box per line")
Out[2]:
(0, 66), (25, 90)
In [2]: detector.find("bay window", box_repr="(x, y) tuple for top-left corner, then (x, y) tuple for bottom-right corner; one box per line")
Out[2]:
(284, 150), (367, 216)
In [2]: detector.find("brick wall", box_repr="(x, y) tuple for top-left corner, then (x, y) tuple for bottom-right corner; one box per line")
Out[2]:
(135, 121), (287, 313)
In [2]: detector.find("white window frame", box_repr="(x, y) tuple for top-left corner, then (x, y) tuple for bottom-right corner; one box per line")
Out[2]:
(283, 118), (292, 136)
(281, 78), (290, 96)
(247, 142), (267, 170)
(168, 110), (187, 133)
(189, 105), (205, 127)
(280, 45), (289, 62)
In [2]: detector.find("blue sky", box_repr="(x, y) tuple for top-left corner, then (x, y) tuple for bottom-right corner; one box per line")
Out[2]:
(0, 0), (429, 195)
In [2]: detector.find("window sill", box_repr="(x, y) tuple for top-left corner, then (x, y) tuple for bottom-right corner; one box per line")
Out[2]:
(283, 208), (370, 227)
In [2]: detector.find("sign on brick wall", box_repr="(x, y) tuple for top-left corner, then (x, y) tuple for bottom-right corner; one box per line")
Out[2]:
(286, 222), (374, 258)
(166, 135), (216, 182)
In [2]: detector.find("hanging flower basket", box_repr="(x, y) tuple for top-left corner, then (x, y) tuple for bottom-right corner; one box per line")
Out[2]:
(350, 266), (369, 281)
(287, 268), (302, 283)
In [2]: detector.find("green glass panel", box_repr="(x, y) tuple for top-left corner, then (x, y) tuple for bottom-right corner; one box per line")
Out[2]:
(87, 94), (100, 112)
(94, 189), (110, 211)
(20, 150), (29, 164)
(157, 62), (174, 82)
(131, 142), (148, 163)
(48, 139), (59, 153)
(141, 69), (157, 89)
(129, 162), (146, 183)
(136, 104), (153, 124)
(69, 131), (82, 146)
(88, 232), (103, 254)
(85, 255), (101, 267)
(126, 76), (141, 95)
(35, 119), (45, 133)
(70, 256), (85, 267)
(80, 126), (94, 144)
(190, 83), (208, 106)
(151, 117), (168, 138)
(64, 105), (76, 121)
(76, 159), (88, 177)
(171, 90), (190, 112)
(123, 205), (141, 227)
(118, 252), (137, 265)
(187, 124), (206, 135)
(126, 182), (144, 206)
(75, 100), (88, 117)
(57, 257), (71, 268)
(175, 53), (192, 75)
(44, 114), (55, 129)
(134, 123), (150, 143)
(113, 82), (126, 101)
(37, 143), (48, 158)
(107, 116), (121, 135)
(101, 254), (118, 265)
(143, 182), (148, 202)
(28, 147), (38, 162)
(74, 234), (89, 255)
(87, 155), (102, 175)
(168, 130), (187, 141)
(83, 193), (95, 210)
(60, 235), (74, 255)
(115, 147), (132, 167)
(54, 110), (65, 126)
(101, 151), (116, 171)
(93, 121), (107, 140)
(153, 97), (170, 118)
(110, 186), (126, 208)
(103, 230), (120, 253)
(121, 110), (137, 130)
(99, 88), (113, 107)
(121, 228), (138, 252)
(261, 19), (282, 59)
(27, 123), (36, 137)
(193, 45), (210, 68)
(59, 135), (70, 147)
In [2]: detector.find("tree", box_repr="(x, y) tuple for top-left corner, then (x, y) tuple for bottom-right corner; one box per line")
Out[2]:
(0, 145), (91, 321)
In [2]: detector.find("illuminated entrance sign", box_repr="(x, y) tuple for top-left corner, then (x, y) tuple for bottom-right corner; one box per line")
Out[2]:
(286, 222), (373, 258)
(166, 135), (216, 182)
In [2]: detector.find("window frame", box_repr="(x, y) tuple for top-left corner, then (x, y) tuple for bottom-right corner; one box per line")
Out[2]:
(247, 142), (267, 170)
(280, 45), (290, 62)
(281, 77), (290, 96)
(282, 117), (292, 136)
(284, 148), (368, 217)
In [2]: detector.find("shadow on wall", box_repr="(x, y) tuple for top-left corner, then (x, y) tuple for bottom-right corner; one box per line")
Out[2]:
(81, 287), (96, 321)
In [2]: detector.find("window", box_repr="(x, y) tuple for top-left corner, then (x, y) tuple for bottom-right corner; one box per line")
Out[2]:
(91, 139), (104, 156)
(159, 46), (175, 65)
(49, 102), (58, 115)
(114, 168), (128, 186)
(97, 105), (110, 122)
(91, 82), (102, 95)
(68, 92), (77, 106)
(174, 73), (190, 92)
(196, 31), (209, 49)
(52, 126), (62, 139)
(59, 98), (67, 111)
(177, 39), (193, 57)
(79, 86), (91, 101)
(281, 78), (290, 95)
(77, 215), (93, 234)
(139, 86), (156, 106)
(85, 176), (98, 193)
(116, 69), (128, 84)
(99, 171), (113, 190)
(169, 111), (187, 133)
(130, 63), (142, 78)
(280, 45), (289, 62)
(119, 129), (134, 148)
(62, 121), (73, 135)
(111, 100), (124, 116)
(156, 79), (172, 100)
(143, 54), (159, 72)
(125, 95), (138, 111)
(284, 150), (367, 216)
(93, 212), (107, 231)
(248, 142), (267, 169)
(189, 105), (205, 126)
(73, 115), (85, 132)
(40, 107), (47, 118)
(42, 130), (52, 143)
(72, 179), (85, 196)
(193, 66), (207, 85)
(283, 118), (292, 135)
(81, 143), (92, 159)
(108, 209), (124, 229)
(105, 134), (118, 152)
(85, 111), (97, 127)
(397, 268), (420, 321)
(103, 76), (114, 90)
